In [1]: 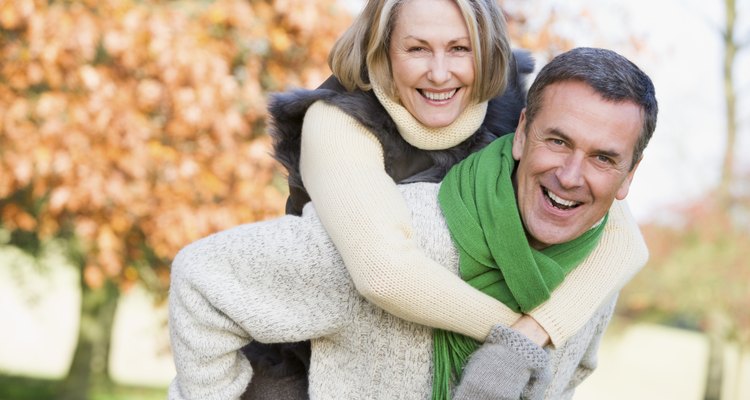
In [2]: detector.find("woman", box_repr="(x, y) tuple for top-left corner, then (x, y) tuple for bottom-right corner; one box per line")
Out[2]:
(170, 0), (648, 398)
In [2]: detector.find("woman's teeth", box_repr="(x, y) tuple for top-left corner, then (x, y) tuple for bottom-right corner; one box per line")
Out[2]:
(420, 89), (457, 101)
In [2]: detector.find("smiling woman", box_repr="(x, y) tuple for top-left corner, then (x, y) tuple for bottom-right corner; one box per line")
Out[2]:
(387, 0), (476, 128)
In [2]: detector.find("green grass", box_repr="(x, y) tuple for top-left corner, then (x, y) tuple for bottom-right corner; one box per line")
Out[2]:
(0, 375), (167, 400)
(0, 375), (57, 400)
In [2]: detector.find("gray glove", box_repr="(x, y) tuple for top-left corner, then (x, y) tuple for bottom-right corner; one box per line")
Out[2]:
(452, 324), (551, 400)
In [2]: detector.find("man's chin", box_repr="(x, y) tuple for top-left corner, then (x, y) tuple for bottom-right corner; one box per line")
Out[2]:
(527, 225), (583, 249)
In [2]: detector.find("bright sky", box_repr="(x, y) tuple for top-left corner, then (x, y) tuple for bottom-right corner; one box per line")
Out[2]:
(343, 0), (750, 223)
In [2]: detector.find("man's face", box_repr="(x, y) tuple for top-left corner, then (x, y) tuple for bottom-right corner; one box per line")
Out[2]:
(512, 80), (642, 249)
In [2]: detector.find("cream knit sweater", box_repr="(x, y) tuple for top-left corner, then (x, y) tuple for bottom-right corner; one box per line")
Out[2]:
(168, 183), (628, 400)
(299, 95), (648, 345)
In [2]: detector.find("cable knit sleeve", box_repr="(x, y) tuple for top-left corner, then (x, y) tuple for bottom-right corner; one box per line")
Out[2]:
(528, 200), (648, 346)
(300, 101), (520, 341)
(168, 213), (354, 400)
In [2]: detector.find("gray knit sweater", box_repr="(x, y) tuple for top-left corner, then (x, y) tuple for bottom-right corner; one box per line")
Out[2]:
(168, 182), (616, 400)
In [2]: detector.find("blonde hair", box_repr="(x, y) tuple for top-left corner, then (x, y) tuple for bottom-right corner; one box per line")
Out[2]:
(328, 0), (511, 103)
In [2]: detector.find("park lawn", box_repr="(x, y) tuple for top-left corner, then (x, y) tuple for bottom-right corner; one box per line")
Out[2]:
(0, 374), (167, 400)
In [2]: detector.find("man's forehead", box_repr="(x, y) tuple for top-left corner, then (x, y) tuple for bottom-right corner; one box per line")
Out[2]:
(534, 81), (642, 155)
(539, 80), (642, 115)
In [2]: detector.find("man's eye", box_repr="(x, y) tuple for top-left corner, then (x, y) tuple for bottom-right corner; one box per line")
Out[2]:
(550, 138), (565, 146)
(596, 155), (614, 164)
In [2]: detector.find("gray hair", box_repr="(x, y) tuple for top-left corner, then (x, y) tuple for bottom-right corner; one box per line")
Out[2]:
(525, 47), (658, 169)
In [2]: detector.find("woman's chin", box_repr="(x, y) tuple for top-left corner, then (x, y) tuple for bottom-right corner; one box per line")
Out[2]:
(415, 112), (461, 128)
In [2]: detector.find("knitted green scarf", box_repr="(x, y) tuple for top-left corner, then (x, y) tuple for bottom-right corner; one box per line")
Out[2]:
(432, 134), (608, 400)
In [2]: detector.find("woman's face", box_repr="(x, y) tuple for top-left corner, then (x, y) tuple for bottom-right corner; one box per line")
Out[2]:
(388, 0), (475, 128)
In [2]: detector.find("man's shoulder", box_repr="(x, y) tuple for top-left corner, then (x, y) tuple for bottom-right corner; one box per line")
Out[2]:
(397, 182), (441, 208)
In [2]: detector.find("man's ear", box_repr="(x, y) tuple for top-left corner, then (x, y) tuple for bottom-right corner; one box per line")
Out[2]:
(512, 109), (527, 161)
(616, 159), (641, 200)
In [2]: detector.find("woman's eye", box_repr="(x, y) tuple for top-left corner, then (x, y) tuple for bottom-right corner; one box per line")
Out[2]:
(407, 46), (427, 53)
(452, 46), (470, 52)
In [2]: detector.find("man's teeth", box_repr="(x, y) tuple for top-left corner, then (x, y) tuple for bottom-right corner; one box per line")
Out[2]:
(422, 89), (457, 101)
(547, 190), (578, 209)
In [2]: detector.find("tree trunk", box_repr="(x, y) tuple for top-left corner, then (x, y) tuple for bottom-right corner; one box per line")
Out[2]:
(703, 330), (725, 400)
(719, 0), (737, 204)
(703, 311), (731, 400)
(59, 276), (120, 400)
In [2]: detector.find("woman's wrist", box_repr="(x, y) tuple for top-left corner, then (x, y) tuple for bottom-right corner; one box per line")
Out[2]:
(510, 314), (551, 347)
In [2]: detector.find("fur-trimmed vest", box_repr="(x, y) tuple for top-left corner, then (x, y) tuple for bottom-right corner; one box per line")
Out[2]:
(270, 50), (534, 216)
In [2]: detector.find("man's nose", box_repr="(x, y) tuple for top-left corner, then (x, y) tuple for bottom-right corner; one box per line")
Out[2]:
(556, 153), (585, 188)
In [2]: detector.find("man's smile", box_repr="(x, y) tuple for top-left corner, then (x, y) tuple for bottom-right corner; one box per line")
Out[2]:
(543, 187), (581, 210)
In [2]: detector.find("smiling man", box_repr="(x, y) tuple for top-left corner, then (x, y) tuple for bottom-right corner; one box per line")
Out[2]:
(514, 82), (641, 247)
(452, 46), (658, 399)
(512, 66), (649, 250)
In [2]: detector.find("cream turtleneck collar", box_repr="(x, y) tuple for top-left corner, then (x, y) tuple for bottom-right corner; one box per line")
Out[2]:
(371, 82), (488, 151)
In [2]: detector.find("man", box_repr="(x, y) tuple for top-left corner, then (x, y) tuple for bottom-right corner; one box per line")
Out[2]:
(168, 47), (657, 400)
(451, 46), (657, 399)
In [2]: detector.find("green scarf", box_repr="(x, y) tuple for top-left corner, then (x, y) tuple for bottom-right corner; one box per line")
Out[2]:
(432, 134), (608, 400)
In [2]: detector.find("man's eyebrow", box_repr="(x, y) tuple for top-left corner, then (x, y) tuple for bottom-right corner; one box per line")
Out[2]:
(548, 128), (623, 159)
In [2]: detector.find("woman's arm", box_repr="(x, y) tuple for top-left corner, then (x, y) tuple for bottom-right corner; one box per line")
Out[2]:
(300, 101), (520, 341)
(300, 102), (647, 345)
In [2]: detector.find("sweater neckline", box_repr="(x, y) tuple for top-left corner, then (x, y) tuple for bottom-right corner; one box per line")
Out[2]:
(372, 82), (488, 151)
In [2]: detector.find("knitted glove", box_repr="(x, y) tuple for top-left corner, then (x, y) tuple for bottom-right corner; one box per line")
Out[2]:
(453, 324), (551, 400)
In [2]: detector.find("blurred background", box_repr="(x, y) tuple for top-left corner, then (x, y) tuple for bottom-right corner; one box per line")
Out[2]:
(0, 0), (748, 399)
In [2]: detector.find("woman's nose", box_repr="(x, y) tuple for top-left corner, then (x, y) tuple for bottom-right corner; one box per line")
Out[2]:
(427, 55), (450, 84)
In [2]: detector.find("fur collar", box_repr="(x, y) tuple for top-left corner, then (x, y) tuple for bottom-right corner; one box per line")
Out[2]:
(269, 50), (534, 215)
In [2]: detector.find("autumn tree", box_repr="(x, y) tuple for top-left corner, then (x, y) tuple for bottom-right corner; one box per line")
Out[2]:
(0, 0), (350, 397)
(717, 0), (748, 205)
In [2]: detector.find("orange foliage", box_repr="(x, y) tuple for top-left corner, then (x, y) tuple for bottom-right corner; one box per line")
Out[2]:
(500, 1), (579, 61)
(503, 7), (574, 59)
(0, 0), (351, 293)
